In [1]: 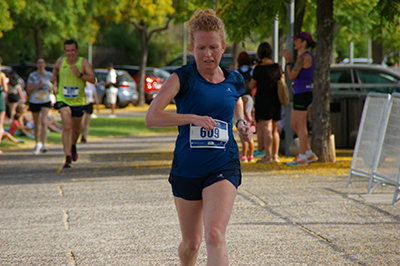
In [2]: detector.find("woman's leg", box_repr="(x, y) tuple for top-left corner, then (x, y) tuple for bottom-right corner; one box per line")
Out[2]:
(271, 120), (280, 159)
(259, 119), (273, 160)
(203, 180), (237, 266)
(174, 198), (203, 266)
(40, 107), (51, 145)
(81, 112), (92, 140)
(291, 110), (310, 155)
(255, 121), (264, 152)
(31, 111), (41, 144)
(0, 111), (5, 154)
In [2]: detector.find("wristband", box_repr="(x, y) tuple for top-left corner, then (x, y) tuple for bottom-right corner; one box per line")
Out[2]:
(235, 119), (247, 128)
(79, 72), (84, 78)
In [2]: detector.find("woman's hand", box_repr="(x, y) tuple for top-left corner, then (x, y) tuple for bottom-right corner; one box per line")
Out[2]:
(193, 116), (218, 131)
(282, 49), (292, 63)
(237, 123), (253, 142)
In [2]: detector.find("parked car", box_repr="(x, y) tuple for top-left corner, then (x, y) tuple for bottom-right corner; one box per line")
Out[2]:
(94, 69), (139, 108)
(114, 65), (170, 104)
(328, 64), (400, 148)
(161, 52), (257, 73)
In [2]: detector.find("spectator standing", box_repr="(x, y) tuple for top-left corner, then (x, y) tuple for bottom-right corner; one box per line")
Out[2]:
(103, 63), (118, 118)
(51, 39), (95, 168)
(283, 32), (318, 166)
(236, 51), (255, 162)
(27, 57), (54, 154)
(81, 80), (100, 143)
(249, 42), (282, 163)
(146, 9), (252, 265)
(7, 72), (25, 122)
(0, 57), (8, 154)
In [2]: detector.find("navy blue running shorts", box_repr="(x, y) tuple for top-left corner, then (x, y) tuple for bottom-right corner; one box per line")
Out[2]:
(29, 102), (52, 113)
(54, 101), (86, 118)
(169, 169), (242, 201)
(84, 103), (94, 114)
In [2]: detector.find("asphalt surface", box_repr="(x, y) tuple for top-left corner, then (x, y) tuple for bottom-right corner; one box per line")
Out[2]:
(1, 109), (400, 265)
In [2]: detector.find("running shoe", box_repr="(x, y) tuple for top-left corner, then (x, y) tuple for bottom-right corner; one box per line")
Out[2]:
(63, 156), (72, 168)
(71, 145), (78, 162)
(273, 156), (281, 162)
(307, 153), (318, 163)
(81, 136), (87, 143)
(108, 114), (117, 118)
(286, 155), (309, 166)
(33, 142), (43, 155)
(41, 145), (48, 153)
(257, 156), (273, 163)
(253, 150), (265, 158)
(239, 155), (248, 163)
(248, 155), (255, 162)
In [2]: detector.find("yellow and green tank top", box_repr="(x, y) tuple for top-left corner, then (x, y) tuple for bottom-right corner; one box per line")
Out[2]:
(56, 57), (86, 106)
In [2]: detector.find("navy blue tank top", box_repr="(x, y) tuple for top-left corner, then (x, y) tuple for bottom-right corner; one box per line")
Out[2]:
(171, 62), (246, 178)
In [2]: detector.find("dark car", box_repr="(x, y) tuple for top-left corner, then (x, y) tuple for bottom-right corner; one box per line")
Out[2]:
(161, 52), (257, 73)
(9, 62), (55, 82)
(94, 69), (139, 108)
(114, 65), (170, 104)
(328, 64), (400, 148)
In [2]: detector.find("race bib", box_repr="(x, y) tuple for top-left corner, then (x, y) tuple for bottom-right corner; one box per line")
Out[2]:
(190, 119), (229, 149)
(34, 91), (47, 101)
(63, 86), (79, 98)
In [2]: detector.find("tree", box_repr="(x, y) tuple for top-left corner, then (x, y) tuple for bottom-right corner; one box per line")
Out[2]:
(0, 0), (100, 63)
(0, 0), (25, 37)
(98, 0), (176, 106)
(312, 0), (334, 162)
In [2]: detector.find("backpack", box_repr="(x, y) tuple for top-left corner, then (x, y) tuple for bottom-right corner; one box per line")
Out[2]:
(238, 67), (252, 82)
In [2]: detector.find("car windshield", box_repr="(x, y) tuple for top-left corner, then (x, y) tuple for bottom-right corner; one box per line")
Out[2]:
(119, 73), (134, 82)
(150, 68), (170, 81)
(358, 70), (398, 84)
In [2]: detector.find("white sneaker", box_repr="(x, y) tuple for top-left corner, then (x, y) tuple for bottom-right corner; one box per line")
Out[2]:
(33, 142), (43, 155)
(41, 145), (48, 153)
(108, 114), (117, 118)
(91, 114), (98, 119)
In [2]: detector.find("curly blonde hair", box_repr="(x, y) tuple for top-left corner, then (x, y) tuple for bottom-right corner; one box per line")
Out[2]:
(188, 9), (226, 47)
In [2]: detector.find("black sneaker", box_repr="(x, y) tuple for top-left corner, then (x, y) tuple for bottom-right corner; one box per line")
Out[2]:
(80, 136), (86, 143)
(63, 156), (72, 168)
(71, 145), (78, 162)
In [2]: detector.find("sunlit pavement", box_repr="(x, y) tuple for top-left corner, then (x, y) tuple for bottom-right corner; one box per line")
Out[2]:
(1, 107), (399, 265)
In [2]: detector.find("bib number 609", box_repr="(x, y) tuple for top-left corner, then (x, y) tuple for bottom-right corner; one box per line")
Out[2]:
(200, 127), (220, 138)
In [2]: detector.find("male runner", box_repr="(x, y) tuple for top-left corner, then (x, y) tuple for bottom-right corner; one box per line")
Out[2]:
(50, 39), (95, 168)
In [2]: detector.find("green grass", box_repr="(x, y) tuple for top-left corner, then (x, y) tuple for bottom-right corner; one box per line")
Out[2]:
(1, 116), (177, 149)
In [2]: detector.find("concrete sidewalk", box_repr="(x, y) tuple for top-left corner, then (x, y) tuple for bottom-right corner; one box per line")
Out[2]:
(0, 133), (399, 265)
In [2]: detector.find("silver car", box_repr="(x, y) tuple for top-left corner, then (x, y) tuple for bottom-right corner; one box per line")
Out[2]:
(94, 69), (139, 108)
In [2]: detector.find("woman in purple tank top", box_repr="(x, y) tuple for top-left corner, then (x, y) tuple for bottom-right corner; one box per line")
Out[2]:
(283, 32), (318, 166)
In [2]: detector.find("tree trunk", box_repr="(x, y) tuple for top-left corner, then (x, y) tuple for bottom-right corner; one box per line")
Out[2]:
(372, 38), (383, 64)
(138, 27), (149, 107)
(294, 0), (306, 59)
(32, 26), (44, 58)
(313, 0), (335, 162)
(231, 42), (240, 70)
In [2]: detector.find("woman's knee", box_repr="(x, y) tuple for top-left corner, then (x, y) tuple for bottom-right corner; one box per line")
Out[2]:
(205, 227), (225, 247)
(182, 237), (202, 252)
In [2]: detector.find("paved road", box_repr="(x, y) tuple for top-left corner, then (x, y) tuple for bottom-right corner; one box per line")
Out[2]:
(1, 132), (399, 265)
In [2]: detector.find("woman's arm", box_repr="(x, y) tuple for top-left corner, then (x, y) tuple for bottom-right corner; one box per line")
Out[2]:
(1, 73), (8, 93)
(233, 98), (252, 142)
(145, 73), (218, 131)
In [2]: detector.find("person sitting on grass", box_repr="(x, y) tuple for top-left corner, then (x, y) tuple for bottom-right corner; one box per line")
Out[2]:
(2, 131), (25, 144)
(8, 104), (34, 138)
